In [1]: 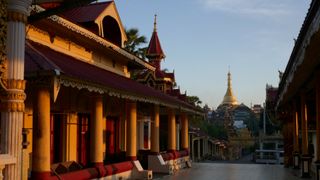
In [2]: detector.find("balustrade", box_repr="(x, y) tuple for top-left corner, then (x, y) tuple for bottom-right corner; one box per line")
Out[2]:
(0, 154), (16, 180)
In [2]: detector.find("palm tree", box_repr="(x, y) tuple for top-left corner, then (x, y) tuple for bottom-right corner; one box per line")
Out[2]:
(124, 28), (148, 60)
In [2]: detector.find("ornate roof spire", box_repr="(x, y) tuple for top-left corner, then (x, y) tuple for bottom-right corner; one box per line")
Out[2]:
(221, 70), (238, 106)
(146, 14), (165, 69)
(154, 14), (157, 32)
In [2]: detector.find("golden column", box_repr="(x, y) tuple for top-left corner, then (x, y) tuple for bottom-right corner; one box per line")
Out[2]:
(167, 108), (176, 151)
(0, 1), (31, 179)
(292, 102), (300, 169)
(293, 103), (300, 152)
(126, 101), (137, 160)
(301, 93), (308, 155)
(90, 96), (104, 166)
(181, 113), (189, 150)
(151, 104), (160, 154)
(31, 87), (51, 179)
(300, 92), (311, 178)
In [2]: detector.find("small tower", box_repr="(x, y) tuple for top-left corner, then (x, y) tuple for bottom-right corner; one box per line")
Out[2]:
(221, 71), (238, 106)
(146, 15), (165, 70)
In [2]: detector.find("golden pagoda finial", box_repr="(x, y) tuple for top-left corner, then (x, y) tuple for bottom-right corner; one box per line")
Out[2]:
(221, 70), (238, 106)
(227, 70), (231, 88)
(154, 14), (157, 32)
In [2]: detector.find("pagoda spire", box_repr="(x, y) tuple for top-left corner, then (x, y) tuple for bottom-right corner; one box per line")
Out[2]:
(154, 14), (157, 32)
(146, 14), (165, 70)
(221, 70), (238, 106)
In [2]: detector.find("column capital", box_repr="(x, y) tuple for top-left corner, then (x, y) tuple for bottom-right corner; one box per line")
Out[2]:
(0, 79), (26, 112)
(7, 0), (32, 16)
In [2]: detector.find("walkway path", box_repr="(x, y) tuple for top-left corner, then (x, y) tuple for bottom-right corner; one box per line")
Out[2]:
(156, 163), (307, 180)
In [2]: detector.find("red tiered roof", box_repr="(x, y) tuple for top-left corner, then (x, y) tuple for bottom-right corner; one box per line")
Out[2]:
(60, 1), (112, 23)
(25, 41), (198, 112)
(146, 31), (165, 60)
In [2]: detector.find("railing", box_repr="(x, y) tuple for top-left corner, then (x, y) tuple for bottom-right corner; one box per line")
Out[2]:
(0, 154), (16, 180)
(254, 149), (283, 164)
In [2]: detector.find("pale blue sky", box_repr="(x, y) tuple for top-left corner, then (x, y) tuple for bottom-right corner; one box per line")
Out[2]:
(113, 0), (310, 109)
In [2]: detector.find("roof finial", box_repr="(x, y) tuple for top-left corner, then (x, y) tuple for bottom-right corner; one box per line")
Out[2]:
(154, 14), (157, 32)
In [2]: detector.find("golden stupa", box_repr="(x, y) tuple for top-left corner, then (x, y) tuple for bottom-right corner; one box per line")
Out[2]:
(221, 71), (238, 106)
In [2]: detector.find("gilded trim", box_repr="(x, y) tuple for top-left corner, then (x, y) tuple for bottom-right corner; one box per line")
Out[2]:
(7, 11), (27, 23)
(6, 79), (26, 90)
(0, 101), (25, 112)
(0, 79), (26, 112)
(59, 76), (201, 114)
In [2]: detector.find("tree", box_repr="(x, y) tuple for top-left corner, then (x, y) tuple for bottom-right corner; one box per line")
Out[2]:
(187, 95), (202, 107)
(203, 104), (211, 113)
(124, 28), (148, 59)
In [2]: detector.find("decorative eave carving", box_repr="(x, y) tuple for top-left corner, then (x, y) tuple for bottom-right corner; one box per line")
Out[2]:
(277, 6), (320, 108)
(59, 75), (200, 114)
(31, 5), (155, 72)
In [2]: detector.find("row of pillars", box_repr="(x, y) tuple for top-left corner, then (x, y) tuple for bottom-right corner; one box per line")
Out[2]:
(31, 88), (189, 179)
(0, 1), (189, 180)
(290, 84), (320, 178)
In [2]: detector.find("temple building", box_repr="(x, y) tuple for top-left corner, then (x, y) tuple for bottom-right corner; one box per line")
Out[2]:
(135, 15), (185, 101)
(276, 0), (320, 178)
(213, 71), (256, 160)
(0, 1), (202, 179)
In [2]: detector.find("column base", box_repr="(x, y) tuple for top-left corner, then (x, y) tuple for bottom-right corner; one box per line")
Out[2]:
(167, 149), (178, 159)
(293, 152), (300, 169)
(149, 151), (160, 155)
(315, 161), (320, 180)
(126, 156), (137, 161)
(181, 148), (190, 155)
(92, 162), (106, 177)
(300, 155), (312, 178)
(31, 171), (51, 180)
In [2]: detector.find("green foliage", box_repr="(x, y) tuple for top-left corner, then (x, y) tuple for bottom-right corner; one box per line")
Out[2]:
(206, 123), (228, 139)
(243, 113), (260, 136)
(124, 28), (148, 59)
(187, 95), (202, 107)
(189, 115), (228, 140)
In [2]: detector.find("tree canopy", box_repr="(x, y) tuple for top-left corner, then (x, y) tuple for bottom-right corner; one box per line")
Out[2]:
(124, 28), (148, 60)
(187, 95), (202, 107)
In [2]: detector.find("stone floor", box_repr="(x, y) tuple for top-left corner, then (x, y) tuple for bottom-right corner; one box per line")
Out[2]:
(155, 162), (309, 180)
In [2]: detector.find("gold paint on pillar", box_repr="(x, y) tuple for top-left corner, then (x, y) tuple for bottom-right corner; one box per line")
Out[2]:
(90, 96), (104, 164)
(126, 101), (137, 159)
(293, 103), (299, 153)
(0, 79), (26, 112)
(151, 104), (160, 153)
(7, 11), (27, 23)
(167, 108), (176, 151)
(181, 113), (189, 150)
(32, 87), (51, 174)
(300, 93), (308, 155)
(66, 113), (78, 161)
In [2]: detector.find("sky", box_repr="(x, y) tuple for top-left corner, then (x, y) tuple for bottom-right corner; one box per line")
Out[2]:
(112, 0), (311, 109)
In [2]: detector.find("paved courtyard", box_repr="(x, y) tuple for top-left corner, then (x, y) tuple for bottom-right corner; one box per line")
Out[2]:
(157, 163), (307, 180)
